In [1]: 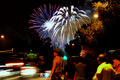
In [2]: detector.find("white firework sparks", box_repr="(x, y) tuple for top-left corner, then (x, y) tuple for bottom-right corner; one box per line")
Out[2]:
(45, 5), (90, 51)
(29, 4), (90, 53)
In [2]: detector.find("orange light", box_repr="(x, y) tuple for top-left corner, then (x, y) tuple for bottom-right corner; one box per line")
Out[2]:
(72, 43), (74, 46)
(5, 62), (24, 67)
(93, 13), (99, 19)
(1, 35), (5, 39)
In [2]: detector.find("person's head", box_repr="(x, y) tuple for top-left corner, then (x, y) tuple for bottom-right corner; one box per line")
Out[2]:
(105, 57), (113, 64)
(77, 57), (86, 64)
(53, 48), (61, 56)
(97, 54), (105, 64)
(67, 57), (73, 65)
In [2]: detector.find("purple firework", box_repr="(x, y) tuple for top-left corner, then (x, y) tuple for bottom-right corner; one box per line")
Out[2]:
(29, 4), (90, 53)
(29, 4), (61, 38)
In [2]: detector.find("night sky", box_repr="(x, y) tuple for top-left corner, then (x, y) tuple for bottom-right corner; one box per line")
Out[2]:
(0, 0), (97, 50)
(0, 0), (43, 36)
(0, 0), (41, 50)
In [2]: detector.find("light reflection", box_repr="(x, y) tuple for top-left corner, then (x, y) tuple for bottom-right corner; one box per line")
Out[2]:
(21, 66), (37, 76)
(0, 69), (13, 77)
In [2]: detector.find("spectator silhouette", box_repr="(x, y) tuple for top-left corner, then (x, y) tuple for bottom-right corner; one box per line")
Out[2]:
(63, 57), (76, 80)
(85, 54), (99, 80)
(75, 57), (87, 80)
(49, 48), (63, 80)
(93, 54), (117, 80)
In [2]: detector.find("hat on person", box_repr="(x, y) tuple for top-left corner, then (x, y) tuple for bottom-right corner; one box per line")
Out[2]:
(54, 48), (61, 56)
(97, 54), (105, 63)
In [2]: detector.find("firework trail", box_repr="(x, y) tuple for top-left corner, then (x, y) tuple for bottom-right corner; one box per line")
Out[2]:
(29, 4), (90, 53)
(29, 4), (61, 38)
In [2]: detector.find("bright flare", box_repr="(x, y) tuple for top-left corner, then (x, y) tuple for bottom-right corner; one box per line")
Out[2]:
(94, 13), (99, 19)
(29, 4), (90, 52)
(1, 35), (4, 39)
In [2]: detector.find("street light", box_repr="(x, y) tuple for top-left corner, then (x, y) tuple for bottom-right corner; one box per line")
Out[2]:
(93, 13), (99, 19)
(72, 43), (75, 46)
(1, 35), (5, 39)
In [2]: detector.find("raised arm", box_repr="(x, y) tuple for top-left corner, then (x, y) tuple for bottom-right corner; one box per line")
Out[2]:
(49, 59), (57, 80)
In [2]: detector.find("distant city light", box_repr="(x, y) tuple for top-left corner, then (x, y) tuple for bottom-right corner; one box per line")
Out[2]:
(72, 43), (75, 46)
(1, 35), (4, 39)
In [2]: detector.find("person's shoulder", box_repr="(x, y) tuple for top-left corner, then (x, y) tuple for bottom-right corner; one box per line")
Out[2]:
(54, 56), (61, 61)
(98, 62), (106, 68)
(100, 62), (106, 65)
(60, 57), (63, 60)
(53, 57), (58, 62)
(106, 63), (113, 68)
(56, 56), (63, 60)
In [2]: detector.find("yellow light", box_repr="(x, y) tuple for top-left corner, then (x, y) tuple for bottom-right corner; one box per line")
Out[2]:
(5, 62), (24, 67)
(1, 35), (4, 39)
(94, 13), (99, 19)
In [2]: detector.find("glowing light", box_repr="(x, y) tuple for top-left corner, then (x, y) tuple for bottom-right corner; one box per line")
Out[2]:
(0, 69), (13, 77)
(63, 55), (67, 60)
(28, 52), (37, 59)
(0, 71), (11, 77)
(44, 73), (50, 78)
(21, 67), (37, 75)
(29, 4), (90, 52)
(1, 35), (4, 39)
(45, 70), (51, 73)
(94, 13), (99, 19)
(21, 69), (36, 75)
(0, 65), (5, 67)
(72, 43), (75, 46)
(5, 62), (24, 67)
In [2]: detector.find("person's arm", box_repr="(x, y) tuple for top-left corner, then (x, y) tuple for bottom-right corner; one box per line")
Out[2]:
(93, 64), (102, 80)
(49, 59), (57, 80)
(74, 71), (77, 80)
(111, 65), (118, 79)
(97, 73), (102, 80)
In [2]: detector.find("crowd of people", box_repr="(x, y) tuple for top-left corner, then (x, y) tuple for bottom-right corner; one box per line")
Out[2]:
(48, 48), (120, 80)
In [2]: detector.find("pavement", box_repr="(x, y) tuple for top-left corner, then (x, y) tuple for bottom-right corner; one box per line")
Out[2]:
(0, 73), (49, 80)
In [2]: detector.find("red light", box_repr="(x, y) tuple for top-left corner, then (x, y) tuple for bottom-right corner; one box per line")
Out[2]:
(5, 62), (24, 67)
(21, 67), (37, 71)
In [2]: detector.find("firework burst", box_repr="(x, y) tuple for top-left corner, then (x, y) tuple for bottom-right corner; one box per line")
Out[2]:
(29, 4), (61, 38)
(29, 4), (90, 52)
